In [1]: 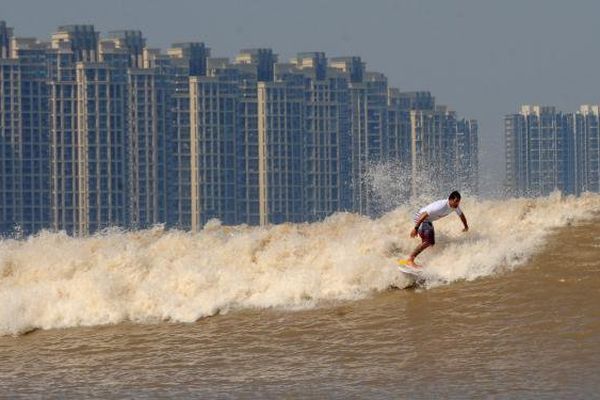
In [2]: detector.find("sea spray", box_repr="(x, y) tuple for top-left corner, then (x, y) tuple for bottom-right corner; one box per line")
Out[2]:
(1, 193), (599, 335)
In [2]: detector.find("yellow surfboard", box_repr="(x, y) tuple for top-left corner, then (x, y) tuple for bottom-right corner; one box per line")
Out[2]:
(396, 259), (423, 276)
(396, 259), (421, 267)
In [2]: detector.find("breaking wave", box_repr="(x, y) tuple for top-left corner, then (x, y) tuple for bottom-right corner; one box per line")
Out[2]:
(1, 192), (599, 336)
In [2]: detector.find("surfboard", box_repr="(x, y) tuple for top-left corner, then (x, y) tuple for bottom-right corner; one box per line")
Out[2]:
(396, 259), (424, 277)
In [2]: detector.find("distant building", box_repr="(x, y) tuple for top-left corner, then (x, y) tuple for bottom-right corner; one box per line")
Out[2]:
(256, 74), (306, 224)
(409, 107), (452, 195)
(571, 105), (600, 193)
(0, 22), (23, 234)
(126, 65), (170, 229)
(0, 20), (480, 235)
(504, 105), (571, 196)
(97, 31), (169, 229)
(0, 24), (51, 236)
(387, 90), (427, 197)
(234, 68), (261, 225)
(330, 57), (389, 214)
(166, 42), (210, 229)
(189, 67), (239, 230)
(46, 26), (130, 235)
(291, 52), (352, 220)
(11, 37), (51, 235)
(385, 92), (479, 198)
(233, 49), (280, 225)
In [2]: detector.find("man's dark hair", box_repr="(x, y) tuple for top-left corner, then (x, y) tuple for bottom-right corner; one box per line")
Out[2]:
(449, 191), (461, 201)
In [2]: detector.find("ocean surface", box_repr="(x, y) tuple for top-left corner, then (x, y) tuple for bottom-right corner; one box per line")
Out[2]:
(1, 193), (599, 398)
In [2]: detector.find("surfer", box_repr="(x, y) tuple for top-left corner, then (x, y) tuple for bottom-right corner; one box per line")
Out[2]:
(406, 191), (469, 268)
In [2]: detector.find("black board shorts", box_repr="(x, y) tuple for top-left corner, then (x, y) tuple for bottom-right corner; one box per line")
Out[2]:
(418, 221), (435, 245)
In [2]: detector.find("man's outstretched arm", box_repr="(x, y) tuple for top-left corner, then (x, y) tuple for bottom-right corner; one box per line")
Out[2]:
(459, 213), (469, 232)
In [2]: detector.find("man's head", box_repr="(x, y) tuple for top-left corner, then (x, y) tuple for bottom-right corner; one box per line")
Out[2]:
(448, 191), (461, 208)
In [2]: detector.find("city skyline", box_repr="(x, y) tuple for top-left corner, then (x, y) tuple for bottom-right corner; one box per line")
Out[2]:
(0, 21), (478, 236)
(4, 0), (600, 196)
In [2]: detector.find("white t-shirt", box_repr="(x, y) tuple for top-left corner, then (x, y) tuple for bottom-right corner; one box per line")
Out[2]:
(414, 199), (463, 223)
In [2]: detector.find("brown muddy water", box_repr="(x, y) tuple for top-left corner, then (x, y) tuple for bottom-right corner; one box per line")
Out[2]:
(1, 219), (599, 399)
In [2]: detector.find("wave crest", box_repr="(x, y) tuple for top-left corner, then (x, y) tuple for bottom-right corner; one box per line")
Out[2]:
(1, 192), (598, 335)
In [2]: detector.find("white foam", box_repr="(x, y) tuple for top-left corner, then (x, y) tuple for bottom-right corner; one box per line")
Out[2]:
(1, 192), (598, 335)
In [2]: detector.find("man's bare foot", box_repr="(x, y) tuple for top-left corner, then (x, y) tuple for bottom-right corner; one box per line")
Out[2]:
(406, 259), (421, 268)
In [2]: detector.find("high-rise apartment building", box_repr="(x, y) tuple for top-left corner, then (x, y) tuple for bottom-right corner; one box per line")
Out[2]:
(505, 105), (570, 196)
(126, 67), (169, 227)
(102, 31), (171, 229)
(409, 107), (451, 195)
(387, 90), (431, 167)
(234, 49), (277, 225)
(291, 52), (352, 220)
(47, 25), (128, 235)
(0, 23), (52, 236)
(256, 74), (306, 225)
(189, 66), (239, 230)
(421, 107), (478, 196)
(331, 57), (388, 215)
(570, 105), (600, 193)
(0, 22), (21, 234)
(11, 37), (51, 235)
(166, 42), (209, 229)
(385, 91), (480, 199)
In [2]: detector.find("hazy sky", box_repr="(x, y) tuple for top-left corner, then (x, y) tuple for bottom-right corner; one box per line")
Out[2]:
(3, 0), (600, 195)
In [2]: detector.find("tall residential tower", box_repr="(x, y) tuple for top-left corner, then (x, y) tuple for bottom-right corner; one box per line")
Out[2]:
(505, 105), (571, 196)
